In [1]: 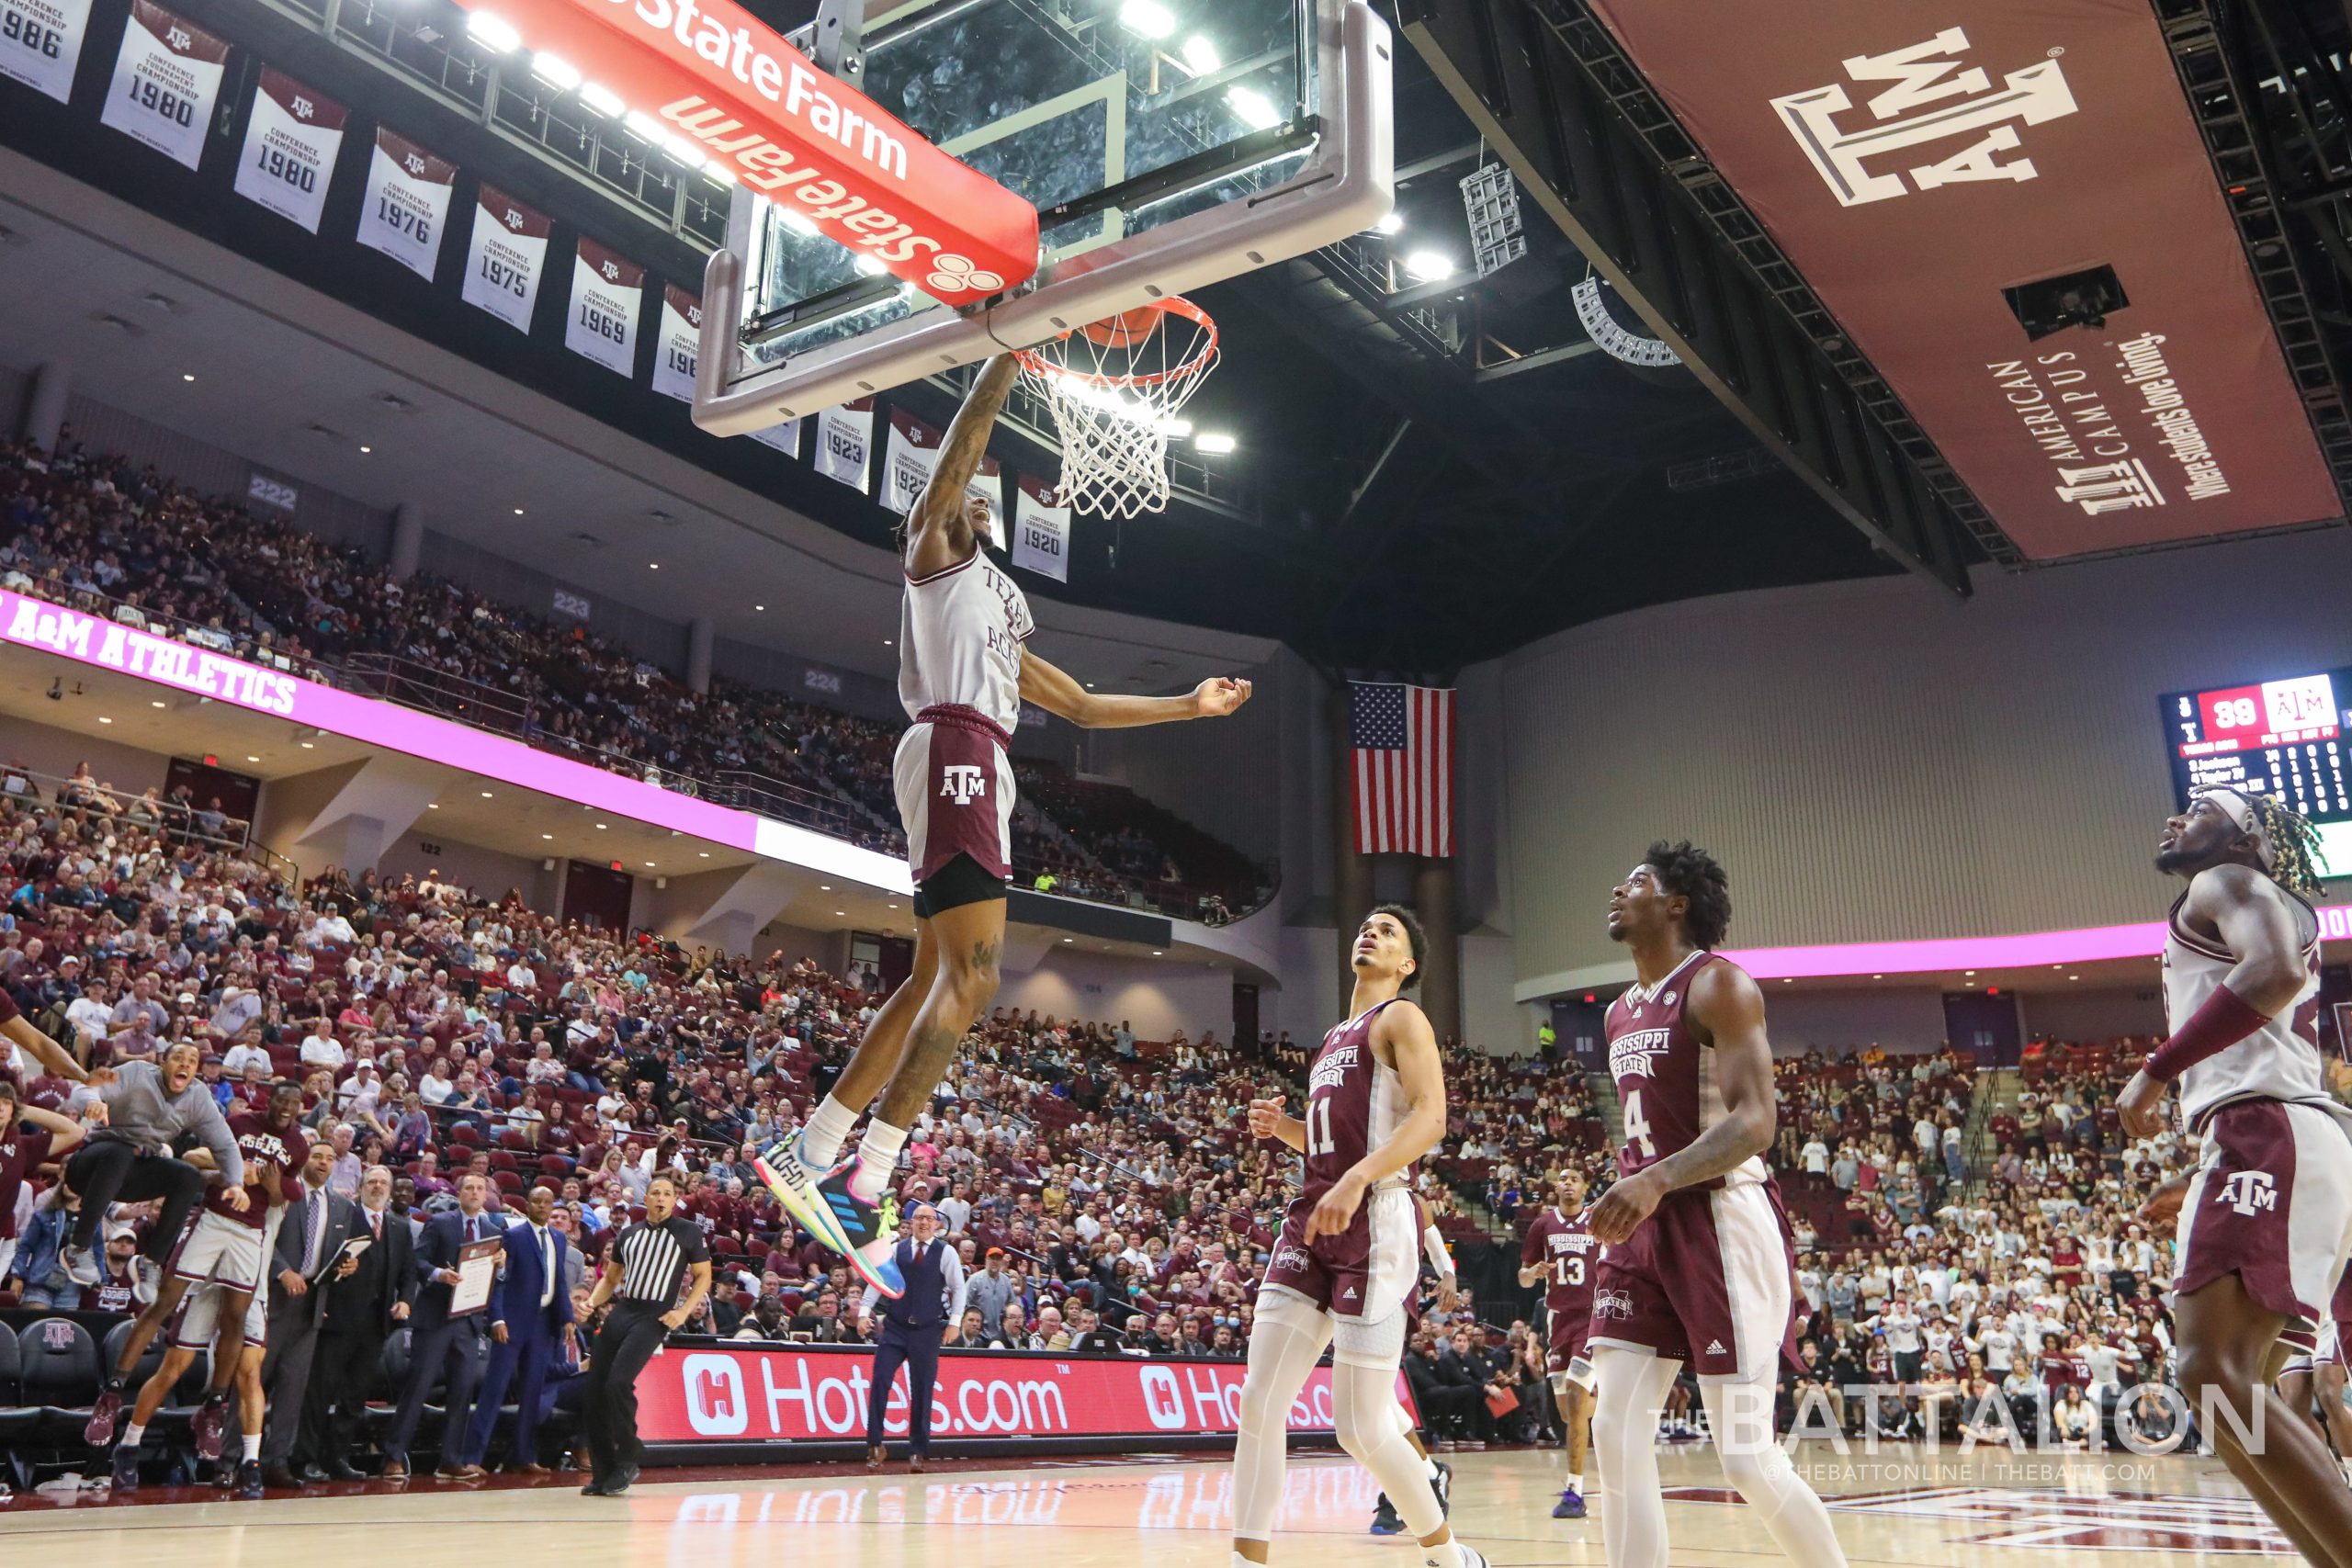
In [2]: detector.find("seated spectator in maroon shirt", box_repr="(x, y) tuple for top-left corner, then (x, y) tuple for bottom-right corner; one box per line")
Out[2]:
(411, 1149), (453, 1198)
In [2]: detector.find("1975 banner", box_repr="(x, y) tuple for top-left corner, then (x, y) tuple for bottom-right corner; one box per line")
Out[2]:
(636, 1342), (1411, 1448)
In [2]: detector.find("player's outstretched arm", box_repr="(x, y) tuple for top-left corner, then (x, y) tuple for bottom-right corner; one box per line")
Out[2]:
(906, 354), (1020, 579)
(4, 1014), (89, 1082)
(1020, 649), (1251, 730)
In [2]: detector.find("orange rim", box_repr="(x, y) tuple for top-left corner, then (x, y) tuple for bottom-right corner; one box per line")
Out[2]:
(1013, 295), (1218, 389)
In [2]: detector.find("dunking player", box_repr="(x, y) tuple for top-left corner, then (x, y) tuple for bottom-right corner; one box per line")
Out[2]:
(1519, 1172), (1601, 1519)
(1232, 906), (1487, 1568)
(89, 1079), (308, 1490)
(2121, 787), (2352, 1562)
(757, 353), (1252, 1296)
(1584, 842), (1850, 1568)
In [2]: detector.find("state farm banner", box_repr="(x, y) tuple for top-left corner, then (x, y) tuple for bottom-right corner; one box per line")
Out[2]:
(813, 398), (873, 489)
(98, 1), (228, 171)
(1583, 2), (2339, 558)
(748, 419), (801, 456)
(651, 284), (702, 401)
(460, 184), (549, 334)
(566, 237), (644, 377)
(883, 406), (1000, 517)
(0, 0), (94, 102)
(1011, 473), (1070, 582)
(356, 129), (455, 282)
(635, 1342), (1412, 1447)
(232, 70), (344, 234)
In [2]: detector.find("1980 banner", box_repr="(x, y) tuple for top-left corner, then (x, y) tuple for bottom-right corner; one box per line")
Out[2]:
(637, 1342), (1413, 1447)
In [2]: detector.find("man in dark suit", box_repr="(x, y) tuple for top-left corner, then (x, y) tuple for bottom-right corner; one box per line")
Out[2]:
(259, 1141), (359, 1487)
(302, 1162), (413, 1478)
(384, 1171), (497, 1480)
(454, 1184), (575, 1473)
(863, 1202), (964, 1472)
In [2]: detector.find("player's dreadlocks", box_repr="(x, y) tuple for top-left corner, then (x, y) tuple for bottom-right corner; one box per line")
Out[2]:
(2246, 791), (2330, 896)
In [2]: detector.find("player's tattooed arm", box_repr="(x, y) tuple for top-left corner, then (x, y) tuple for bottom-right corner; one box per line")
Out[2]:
(1645, 960), (1776, 1189)
(907, 354), (1020, 579)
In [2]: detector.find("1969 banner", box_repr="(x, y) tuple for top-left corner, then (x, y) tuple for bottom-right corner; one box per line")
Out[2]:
(635, 1342), (1412, 1448)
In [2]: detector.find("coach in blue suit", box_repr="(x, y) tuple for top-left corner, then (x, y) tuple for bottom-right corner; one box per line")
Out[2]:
(384, 1173), (499, 1480)
(863, 1202), (965, 1472)
(456, 1184), (575, 1472)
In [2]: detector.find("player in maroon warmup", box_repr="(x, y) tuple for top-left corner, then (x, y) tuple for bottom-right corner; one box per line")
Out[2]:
(1584, 842), (1849, 1568)
(1231, 906), (1487, 1568)
(1519, 1172), (1600, 1519)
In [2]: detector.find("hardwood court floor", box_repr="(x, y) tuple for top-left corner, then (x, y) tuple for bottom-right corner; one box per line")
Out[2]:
(0, 1443), (2304, 1564)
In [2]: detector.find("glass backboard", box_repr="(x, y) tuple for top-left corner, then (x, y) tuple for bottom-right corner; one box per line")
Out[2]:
(692, 0), (1391, 434)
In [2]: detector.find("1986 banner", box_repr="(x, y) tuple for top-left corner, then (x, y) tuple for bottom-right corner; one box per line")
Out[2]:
(635, 1342), (1411, 1448)
(0, 0), (91, 102)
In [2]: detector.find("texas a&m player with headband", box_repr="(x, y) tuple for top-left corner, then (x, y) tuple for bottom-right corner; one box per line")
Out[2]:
(2120, 786), (2352, 1560)
(1583, 842), (1850, 1568)
(758, 353), (1253, 1299)
(1232, 905), (1487, 1568)
(1519, 1172), (1600, 1520)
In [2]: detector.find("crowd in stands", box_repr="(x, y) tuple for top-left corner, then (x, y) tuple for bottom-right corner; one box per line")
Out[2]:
(0, 434), (1272, 922)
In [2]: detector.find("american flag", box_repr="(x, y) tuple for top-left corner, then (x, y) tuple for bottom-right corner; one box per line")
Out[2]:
(1350, 682), (1455, 857)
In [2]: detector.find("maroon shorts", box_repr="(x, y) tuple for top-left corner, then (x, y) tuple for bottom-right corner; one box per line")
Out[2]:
(1546, 1307), (1591, 1376)
(2175, 1099), (2352, 1327)
(1588, 1180), (1796, 1381)
(1261, 1185), (1417, 1323)
(892, 705), (1014, 885)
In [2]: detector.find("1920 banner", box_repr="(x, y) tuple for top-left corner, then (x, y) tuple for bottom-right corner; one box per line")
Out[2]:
(1011, 472), (1070, 583)
(635, 1341), (1412, 1448)
(232, 69), (344, 233)
(1582, 1), (2339, 558)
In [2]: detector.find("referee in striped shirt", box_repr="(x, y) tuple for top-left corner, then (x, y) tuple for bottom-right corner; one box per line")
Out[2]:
(581, 1172), (710, 1495)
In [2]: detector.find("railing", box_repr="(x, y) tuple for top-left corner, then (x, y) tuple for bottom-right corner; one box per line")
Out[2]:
(0, 571), (1279, 923)
(0, 763), (301, 887)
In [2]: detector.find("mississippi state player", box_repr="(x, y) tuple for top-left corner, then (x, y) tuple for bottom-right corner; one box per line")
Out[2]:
(2122, 787), (2352, 1559)
(1584, 842), (1849, 1568)
(758, 353), (1252, 1298)
(1519, 1173), (1601, 1519)
(1233, 906), (1487, 1568)
(89, 1080), (308, 1474)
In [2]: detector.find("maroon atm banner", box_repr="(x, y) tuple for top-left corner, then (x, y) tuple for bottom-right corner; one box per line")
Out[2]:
(1584, 2), (2339, 558)
(635, 1342), (1413, 1447)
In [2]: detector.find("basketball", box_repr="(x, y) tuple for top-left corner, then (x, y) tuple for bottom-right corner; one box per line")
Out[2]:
(1080, 305), (1166, 350)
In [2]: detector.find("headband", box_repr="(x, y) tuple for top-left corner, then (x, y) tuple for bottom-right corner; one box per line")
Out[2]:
(2195, 785), (2277, 870)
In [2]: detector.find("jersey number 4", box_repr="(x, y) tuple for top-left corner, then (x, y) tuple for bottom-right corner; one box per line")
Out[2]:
(1305, 1098), (1337, 1158)
(1623, 1089), (1658, 1159)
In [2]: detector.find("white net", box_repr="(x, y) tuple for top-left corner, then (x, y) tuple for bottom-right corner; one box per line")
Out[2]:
(1013, 298), (1219, 521)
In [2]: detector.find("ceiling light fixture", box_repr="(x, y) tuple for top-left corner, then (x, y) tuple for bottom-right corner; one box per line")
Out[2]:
(579, 82), (625, 117)
(1180, 34), (1219, 73)
(1194, 432), (1238, 454)
(529, 51), (581, 89)
(181, 372), (196, 383)
(1402, 249), (1456, 283)
(1374, 211), (1404, 235)
(464, 9), (522, 51)
(1118, 0), (1174, 39)
(96, 716), (111, 725)
(1226, 85), (1280, 130)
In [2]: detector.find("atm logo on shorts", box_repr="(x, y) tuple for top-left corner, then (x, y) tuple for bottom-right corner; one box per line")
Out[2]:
(2218, 1169), (2278, 1216)
(683, 1352), (750, 1435)
(940, 764), (988, 805)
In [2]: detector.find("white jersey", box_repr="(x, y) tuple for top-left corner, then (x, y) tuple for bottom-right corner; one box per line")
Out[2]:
(2162, 879), (2337, 1130)
(898, 547), (1033, 736)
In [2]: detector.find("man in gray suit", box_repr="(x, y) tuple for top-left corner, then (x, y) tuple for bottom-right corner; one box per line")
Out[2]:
(259, 1141), (358, 1487)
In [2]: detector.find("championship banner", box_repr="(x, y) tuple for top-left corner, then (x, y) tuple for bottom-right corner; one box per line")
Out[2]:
(356, 129), (456, 282)
(634, 1342), (1413, 1447)
(883, 405), (1000, 517)
(812, 398), (873, 490)
(232, 70), (344, 234)
(748, 419), (801, 456)
(1011, 472), (1070, 582)
(459, 184), (549, 334)
(565, 236), (644, 377)
(0, 0), (94, 103)
(1583, 1), (2339, 558)
(97, 1), (228, 171)
(651, 284), (702, 401)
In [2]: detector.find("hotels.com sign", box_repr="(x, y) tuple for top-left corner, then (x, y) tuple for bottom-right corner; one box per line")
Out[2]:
(447, 0), (1037, 299)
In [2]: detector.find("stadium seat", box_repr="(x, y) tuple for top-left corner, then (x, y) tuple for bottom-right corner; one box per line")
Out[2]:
(0, 1320), (32, 1443)
(18, 1315), (98, 1442)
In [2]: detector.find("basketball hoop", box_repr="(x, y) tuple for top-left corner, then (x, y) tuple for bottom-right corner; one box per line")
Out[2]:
(1012, 295), (1219, 520)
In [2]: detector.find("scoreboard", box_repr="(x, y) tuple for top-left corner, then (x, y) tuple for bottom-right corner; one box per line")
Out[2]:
(2159, 668), (2352, 872)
